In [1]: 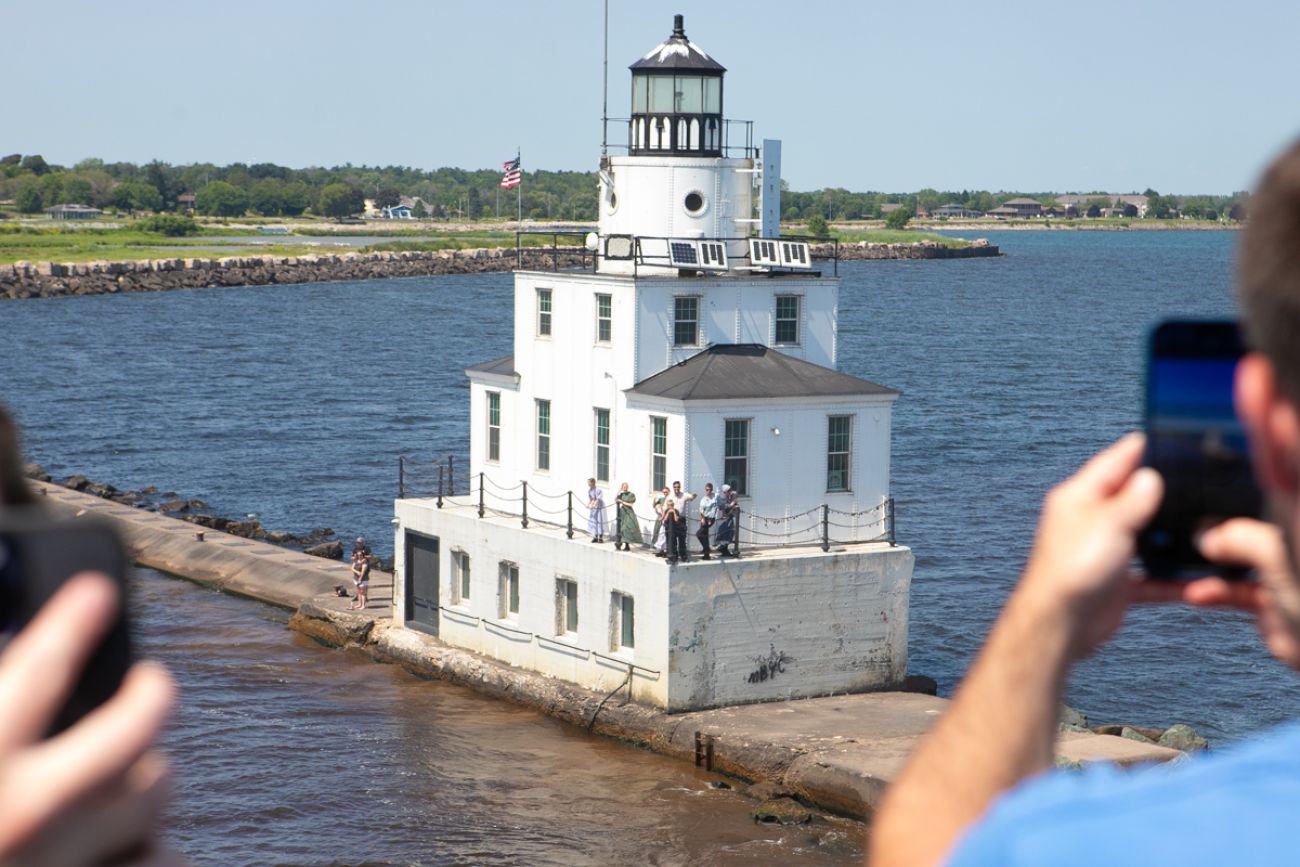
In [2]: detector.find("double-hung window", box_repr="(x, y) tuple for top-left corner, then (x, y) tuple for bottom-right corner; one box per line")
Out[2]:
(596, 293), (612, 343)
(537, 288), (552, 336)
(724, 419), (750, 496)
(594, 408), (611, 482)
(536, 399), (551, 471)
(486, 391), (501, 462)
(827, 415), (852, 492)
(775, 295), (801, 345)
(651, 416), (667, 491)
(673, 296), (699, 346)
(451, 550), (470, 604)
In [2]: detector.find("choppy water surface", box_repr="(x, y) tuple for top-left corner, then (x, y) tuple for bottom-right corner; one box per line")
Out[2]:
(2, 229), (1290, 860)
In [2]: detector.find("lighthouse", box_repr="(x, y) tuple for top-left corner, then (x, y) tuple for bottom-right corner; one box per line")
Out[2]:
(391, 15), (914, 712)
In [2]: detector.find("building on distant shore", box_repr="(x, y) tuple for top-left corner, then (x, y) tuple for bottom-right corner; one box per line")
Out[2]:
(176, 193), (196, 213)
(45, 204), (102, 220)
(931, 203), (983, 219)
(1055, 193), (1149, 218)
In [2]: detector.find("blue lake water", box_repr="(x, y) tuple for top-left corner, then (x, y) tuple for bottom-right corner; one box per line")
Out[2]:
(0, 230), (1287, 784)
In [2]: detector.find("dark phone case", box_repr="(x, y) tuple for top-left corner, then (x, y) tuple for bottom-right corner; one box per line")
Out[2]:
(0, 511), (133, 735)
(1138, 320), (1261, 580)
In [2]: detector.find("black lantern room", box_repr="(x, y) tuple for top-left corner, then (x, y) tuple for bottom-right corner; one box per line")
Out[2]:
(628, 14), (726, 156)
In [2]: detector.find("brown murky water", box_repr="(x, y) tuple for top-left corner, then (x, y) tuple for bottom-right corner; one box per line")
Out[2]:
(134, 570), (865, 865)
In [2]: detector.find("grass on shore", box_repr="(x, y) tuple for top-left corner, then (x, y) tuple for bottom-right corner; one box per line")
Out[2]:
(828, 228), (973, 247)
(0, 226), (325, 266)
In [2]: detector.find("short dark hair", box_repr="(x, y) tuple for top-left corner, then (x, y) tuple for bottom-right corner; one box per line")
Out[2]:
(1240, 139), (1300, 399)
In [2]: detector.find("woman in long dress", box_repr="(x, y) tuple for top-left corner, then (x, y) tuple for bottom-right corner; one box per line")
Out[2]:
(614, 483), (642, 551)
(586, 478), (607, 543)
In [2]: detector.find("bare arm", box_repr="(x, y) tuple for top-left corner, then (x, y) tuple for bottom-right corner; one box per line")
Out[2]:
(870, 435), (1165, 867)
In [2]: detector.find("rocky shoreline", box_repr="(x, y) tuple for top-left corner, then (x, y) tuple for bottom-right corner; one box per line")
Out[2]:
(22, 463), (380, 566)
(0, 240), (999, 300)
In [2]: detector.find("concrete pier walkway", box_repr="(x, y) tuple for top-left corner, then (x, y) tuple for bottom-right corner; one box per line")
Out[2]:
(34, 480), (1181, 821)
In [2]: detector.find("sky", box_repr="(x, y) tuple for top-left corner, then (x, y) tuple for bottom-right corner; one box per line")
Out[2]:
(9, 0), (1300, 195)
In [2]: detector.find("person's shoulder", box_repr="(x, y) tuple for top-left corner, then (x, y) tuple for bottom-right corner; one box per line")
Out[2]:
(948, 721), (1300, 866)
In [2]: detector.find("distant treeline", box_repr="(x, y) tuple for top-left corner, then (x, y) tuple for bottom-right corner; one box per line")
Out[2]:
(0, 153), (1249, 222)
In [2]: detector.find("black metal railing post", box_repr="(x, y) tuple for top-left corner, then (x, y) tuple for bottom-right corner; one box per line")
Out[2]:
(437, 466), (444, 509)
(887, 498), (896, 546)
(448, 455), (455, 496)
(521, 481), (529, 528)
(398, 456), (406, 499)
(822, 504), (830, 552)
(735, 508), (741, 558)
(478, 472), (485, 518)
(566, 490), (574, 539)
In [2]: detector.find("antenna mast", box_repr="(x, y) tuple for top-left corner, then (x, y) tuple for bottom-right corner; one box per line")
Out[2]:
(601, 0), (609, 165)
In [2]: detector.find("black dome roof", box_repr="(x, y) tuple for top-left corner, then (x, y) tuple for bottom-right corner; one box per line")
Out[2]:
(629, 14), (725, 73)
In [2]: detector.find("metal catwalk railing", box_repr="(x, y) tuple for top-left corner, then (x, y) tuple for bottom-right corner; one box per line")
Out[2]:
(398, 457), (896, 553)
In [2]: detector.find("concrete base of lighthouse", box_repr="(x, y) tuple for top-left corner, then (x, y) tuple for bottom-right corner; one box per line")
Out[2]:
(392, 497), (913, 712)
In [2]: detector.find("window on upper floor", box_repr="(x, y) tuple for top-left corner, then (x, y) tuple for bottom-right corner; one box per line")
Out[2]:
(596, 293), (612, 343)
(594, 408), (611, 483)
(651, 416), (667, 491)
(536, 399), (551, 471)
(775, 295), (801, 345)
(827, 415), (853, 492)
(537, 288), (552, 337)
(673, 296), (699, 346)
(487, 391), (501, 462)
(724, 419), (750, 496)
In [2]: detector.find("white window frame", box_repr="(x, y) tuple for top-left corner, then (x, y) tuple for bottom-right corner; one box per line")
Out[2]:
(774, 294), (801, 346)
(536, 398), (551, 472)
(451, 549), (470, 605)
(724, 418), (751, 497)
(486, 391), (501, 463)
(827, 414), (853, 492)
(498, 561), (520, 619)
(610, 591), (635, 651)
(650, 415), (668, 491)
(537, 287), (552, 337)
(594, 407), (611, 483)
(596, 293), (612, 343)
(672, 295), (700, 346)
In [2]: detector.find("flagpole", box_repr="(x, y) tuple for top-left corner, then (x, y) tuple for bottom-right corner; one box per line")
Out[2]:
(516, 148), (522, 225)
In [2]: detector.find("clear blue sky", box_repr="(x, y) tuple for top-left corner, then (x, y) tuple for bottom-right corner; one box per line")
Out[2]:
(10, 0), (1300, 194)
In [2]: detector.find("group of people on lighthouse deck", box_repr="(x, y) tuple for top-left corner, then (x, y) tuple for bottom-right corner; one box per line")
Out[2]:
(585, 478), (739, 562)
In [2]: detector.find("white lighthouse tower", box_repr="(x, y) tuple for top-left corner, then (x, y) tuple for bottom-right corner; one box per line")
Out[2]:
(392, 15), (914, 712)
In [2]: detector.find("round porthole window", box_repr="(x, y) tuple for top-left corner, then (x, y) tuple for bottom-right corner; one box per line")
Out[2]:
(684, 191), (706, 215)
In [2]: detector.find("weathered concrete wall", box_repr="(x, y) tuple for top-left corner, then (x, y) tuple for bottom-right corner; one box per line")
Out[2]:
(392, 498), (913, 712)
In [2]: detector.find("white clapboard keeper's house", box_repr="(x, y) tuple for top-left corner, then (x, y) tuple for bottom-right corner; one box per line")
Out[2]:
(392, 15), (914, 712)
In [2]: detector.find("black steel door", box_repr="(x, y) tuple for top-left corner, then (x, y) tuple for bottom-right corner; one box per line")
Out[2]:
(404, 531), (439, 635)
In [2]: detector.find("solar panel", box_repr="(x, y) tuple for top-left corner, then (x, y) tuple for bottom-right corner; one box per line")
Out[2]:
(749, 238), (780, 267)
(669, 241), (700, 267)
(698, 241), (728, 269)
(779, 241), (812, 269)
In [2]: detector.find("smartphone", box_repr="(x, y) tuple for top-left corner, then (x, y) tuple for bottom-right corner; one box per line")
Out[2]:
(0, 510), (133, 735)
(1138, 320), (1263, 580)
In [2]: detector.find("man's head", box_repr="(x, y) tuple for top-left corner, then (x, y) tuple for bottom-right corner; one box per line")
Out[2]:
(672, 481), (682, 493)
(587, 478), (595, 488)
(705, 483), (714, 494)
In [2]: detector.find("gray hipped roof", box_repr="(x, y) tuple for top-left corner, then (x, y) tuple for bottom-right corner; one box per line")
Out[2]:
(627, 344), (899, 401)
(466, 355), (517, 377)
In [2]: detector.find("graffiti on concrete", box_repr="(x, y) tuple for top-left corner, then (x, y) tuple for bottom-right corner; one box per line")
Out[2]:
(746, 645), (794, 684)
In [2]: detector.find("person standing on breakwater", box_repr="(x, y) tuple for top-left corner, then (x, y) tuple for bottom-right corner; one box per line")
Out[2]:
(662, 498), (688, 564)
(697, 482), (719, 559)
(349, 539), (370, 610)
(651, 486), (669, 557)
(871, 138), (1300, 867)
(586, 479), (607, 543)
(714, 485), (740, 558)
(614, 483), (642, 551)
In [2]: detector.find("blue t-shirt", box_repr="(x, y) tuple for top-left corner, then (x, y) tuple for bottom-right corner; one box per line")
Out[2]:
(947, 721), (1300, 866)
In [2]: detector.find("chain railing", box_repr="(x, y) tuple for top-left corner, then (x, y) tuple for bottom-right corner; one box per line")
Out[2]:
(398, 461), (896, 552)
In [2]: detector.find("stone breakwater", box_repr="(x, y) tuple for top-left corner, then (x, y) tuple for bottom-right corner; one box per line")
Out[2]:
(0, 240), (998, 300)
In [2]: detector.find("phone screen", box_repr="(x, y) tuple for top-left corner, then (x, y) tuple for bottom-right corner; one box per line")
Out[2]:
(1139, 320), (1262, 579)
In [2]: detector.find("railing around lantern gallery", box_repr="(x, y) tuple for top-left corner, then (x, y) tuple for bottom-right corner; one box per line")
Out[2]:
(513, 230), (841, 277)
(398, 457), (896, 553)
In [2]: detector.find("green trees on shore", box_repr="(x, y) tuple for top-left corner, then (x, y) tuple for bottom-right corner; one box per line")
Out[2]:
(0, 152), (1250, 223)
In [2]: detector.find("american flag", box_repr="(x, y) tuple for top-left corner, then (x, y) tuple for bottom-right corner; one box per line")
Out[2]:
(500, 156), (522, 189)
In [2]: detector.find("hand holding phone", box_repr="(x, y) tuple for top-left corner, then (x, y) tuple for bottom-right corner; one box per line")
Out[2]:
(1138, 320), (1263, 580)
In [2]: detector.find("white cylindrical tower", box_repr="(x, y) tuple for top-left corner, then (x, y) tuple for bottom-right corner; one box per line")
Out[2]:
(597, 15), (754, 275)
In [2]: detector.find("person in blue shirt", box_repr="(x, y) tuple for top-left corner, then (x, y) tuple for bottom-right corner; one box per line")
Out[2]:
(870, 139), (1300, 867)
